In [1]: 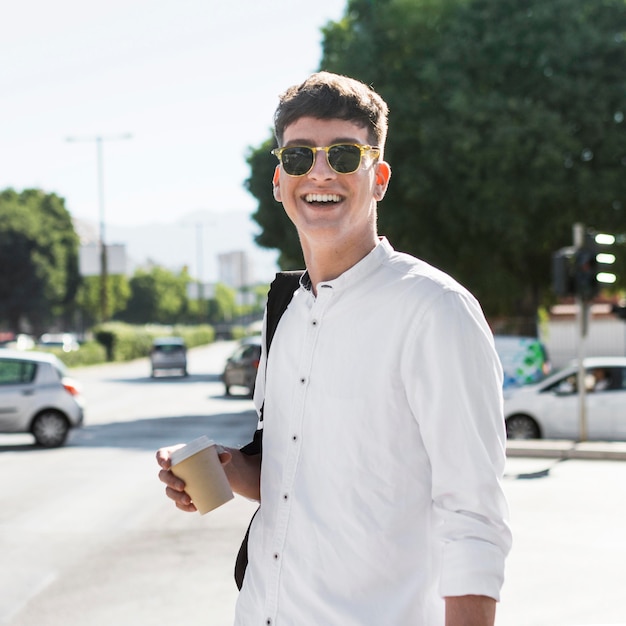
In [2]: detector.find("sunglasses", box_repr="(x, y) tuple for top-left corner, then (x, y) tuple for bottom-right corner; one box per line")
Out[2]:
(271, 143), (380, 176)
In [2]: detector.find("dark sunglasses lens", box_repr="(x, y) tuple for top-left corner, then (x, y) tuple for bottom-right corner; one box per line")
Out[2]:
(328, 144), (362, 173)
(281, 147), (314, 175)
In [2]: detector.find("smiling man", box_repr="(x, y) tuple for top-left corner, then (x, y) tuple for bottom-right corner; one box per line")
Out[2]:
(157, 72), (511, 626)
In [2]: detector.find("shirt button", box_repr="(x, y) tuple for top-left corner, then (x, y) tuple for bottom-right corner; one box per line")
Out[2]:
(292, 434), (298, 442)
(312, 319), (318, 326)
(283, 493), (289, 501)
(273, 552), (280, 560)
(300, 377), (306, 384)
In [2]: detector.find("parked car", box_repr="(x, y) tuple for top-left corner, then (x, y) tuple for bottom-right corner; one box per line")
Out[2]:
(503, 356), (626, 440)
(494, 335), (551, 389)
(38, 332), (80, 352)
(150, 337), (188, 377)
(222, 336), (262, 397)
(0, 333), (35, 351)
(0, 350), (84, 447)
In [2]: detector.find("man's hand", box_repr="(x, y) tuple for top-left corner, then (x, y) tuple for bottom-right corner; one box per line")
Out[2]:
(156, 444), (234, 512)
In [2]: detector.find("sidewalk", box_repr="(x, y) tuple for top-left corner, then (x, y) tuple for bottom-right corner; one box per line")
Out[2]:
(506, 439), (626, 460)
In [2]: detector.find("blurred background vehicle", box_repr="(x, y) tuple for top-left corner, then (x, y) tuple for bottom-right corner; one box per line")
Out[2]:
(503, 356), (626, 440)
(150, 336), (188, 377)
(494, 335), (551, 389)
(38, 332), (80, 352)
(222, 336), (261, 398)
(0, 332), (35, 351)
(0, 350), (84, 447)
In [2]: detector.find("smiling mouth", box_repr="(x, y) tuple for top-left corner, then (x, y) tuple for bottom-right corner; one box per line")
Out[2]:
(304, 193), (343, 204)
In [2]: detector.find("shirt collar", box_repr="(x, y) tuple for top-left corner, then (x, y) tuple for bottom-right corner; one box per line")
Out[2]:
(304, 237), (393, 293)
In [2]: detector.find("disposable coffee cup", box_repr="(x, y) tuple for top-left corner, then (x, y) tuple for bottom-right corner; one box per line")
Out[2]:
(170, 436), (234, 514)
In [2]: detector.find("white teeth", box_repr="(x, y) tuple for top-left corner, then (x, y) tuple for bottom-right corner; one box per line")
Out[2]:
(305, 193), (341, 203)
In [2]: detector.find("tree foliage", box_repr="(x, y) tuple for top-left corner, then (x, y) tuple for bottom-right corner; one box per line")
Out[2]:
(247, 138), (305, 270)
(246, 0), (626, 320)
(0, 188), (80, 333)
(206, 283), (239, 324)
(117, 266), (191, 325)
(76, 275), (131, 328)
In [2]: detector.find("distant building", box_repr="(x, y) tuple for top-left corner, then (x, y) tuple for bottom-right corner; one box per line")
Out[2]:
(78, 243), (128, 276)
(218, 251), (253, 289)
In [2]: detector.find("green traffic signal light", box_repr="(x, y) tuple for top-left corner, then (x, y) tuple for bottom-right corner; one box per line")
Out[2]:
(573, 230), (618, 300)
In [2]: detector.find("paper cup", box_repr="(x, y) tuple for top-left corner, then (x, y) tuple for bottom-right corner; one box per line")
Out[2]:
(170, 436), (234, 514)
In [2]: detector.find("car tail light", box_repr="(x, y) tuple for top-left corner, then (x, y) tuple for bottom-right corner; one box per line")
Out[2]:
(252, 359), (260, 370)
(62, 378), (81, 396)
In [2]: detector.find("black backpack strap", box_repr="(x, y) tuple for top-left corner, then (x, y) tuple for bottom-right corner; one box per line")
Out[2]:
(239, 270), (303, 456)
(265, 270), (305, 358)
(234, 269), (304, 590)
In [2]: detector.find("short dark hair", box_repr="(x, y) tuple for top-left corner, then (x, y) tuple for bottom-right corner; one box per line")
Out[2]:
(273, 72), (389, 151)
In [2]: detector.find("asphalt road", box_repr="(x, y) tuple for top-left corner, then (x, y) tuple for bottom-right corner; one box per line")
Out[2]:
(1, 342), (625, 625)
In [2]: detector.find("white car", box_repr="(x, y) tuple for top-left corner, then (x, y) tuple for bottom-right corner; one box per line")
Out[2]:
(0, 350), (85, 447)
(503, 356), (626, 441)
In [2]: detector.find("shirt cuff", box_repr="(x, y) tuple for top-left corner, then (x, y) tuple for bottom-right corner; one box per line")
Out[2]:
(439, 538), (507, 601)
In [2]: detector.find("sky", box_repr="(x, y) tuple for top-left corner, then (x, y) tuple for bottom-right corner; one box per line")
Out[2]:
(1, 0), (347, 278)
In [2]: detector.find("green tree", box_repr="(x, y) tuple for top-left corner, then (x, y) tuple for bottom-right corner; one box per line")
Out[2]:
(76, 274), (131, 328)
(118, 266), (190, 324)
(0, 188), (80, 334)
(247, 0), (626, 323)
(247, 138), (305, 270)
(206, 283), (238, 324)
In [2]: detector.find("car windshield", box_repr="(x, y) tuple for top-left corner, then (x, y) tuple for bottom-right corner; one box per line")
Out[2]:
(155, 344), (183, 352)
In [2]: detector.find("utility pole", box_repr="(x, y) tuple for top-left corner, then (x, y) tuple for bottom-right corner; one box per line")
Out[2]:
(195, 222), (205, 323)
(67, 133), (132, 322)
(182, 220), (213, 323)
(573, 222), (588, 442)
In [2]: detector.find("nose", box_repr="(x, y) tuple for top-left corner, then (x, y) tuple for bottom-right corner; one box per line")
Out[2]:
(307, 147), (336, 180)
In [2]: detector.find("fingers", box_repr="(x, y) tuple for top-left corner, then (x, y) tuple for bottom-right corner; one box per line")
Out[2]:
(218, 447), (233, 466)
(165, 485), (197, 513)
(157, 444), (196, 513)
(155, 443), (185, 470)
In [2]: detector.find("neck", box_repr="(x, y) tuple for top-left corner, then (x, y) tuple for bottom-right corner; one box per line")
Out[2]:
(301, 233), (378, 295)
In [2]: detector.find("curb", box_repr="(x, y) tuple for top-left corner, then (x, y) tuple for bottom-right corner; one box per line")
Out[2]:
(506, 440), (626, 461)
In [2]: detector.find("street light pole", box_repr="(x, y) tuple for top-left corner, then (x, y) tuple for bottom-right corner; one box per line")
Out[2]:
(573, 222), (588, 442)
(182, 221), (208, 323)
(67, 133), (132, 322)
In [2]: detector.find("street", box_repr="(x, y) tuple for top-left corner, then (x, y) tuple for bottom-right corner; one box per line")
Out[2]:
(1, 341), (625, 625)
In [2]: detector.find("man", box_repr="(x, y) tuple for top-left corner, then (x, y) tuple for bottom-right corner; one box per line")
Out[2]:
(157, 71), (511, 625)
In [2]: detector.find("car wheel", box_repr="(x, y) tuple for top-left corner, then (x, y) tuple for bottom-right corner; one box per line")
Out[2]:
(31, 410), (70, 448)
(506, 414), (541, 440)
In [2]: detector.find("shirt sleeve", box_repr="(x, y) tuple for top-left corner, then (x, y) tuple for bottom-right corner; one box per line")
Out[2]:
(403, 287), (512, 601)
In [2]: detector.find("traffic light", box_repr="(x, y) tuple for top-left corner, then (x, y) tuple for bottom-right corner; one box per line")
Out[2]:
(552, 248), (575, 297)
(574, 231), (617, 301)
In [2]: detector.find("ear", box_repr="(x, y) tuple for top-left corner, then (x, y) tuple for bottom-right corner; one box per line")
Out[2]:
(272, 166), (282, 202)
(373, 161), (391, 201)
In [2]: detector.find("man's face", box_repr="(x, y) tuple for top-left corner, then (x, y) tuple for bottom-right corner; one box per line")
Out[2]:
(273, 116), (390, 249)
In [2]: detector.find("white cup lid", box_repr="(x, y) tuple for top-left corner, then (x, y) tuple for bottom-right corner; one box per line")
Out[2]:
(170, 435), (216, 465)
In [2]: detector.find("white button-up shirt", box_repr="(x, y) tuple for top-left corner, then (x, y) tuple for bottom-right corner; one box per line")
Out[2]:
(235, 238), (511, 626)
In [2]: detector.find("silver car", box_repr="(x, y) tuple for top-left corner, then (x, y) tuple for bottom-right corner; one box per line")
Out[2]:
(0, 350), (85, 447)
(222, 336), (262, 397)
(150, 337), (188, 377)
